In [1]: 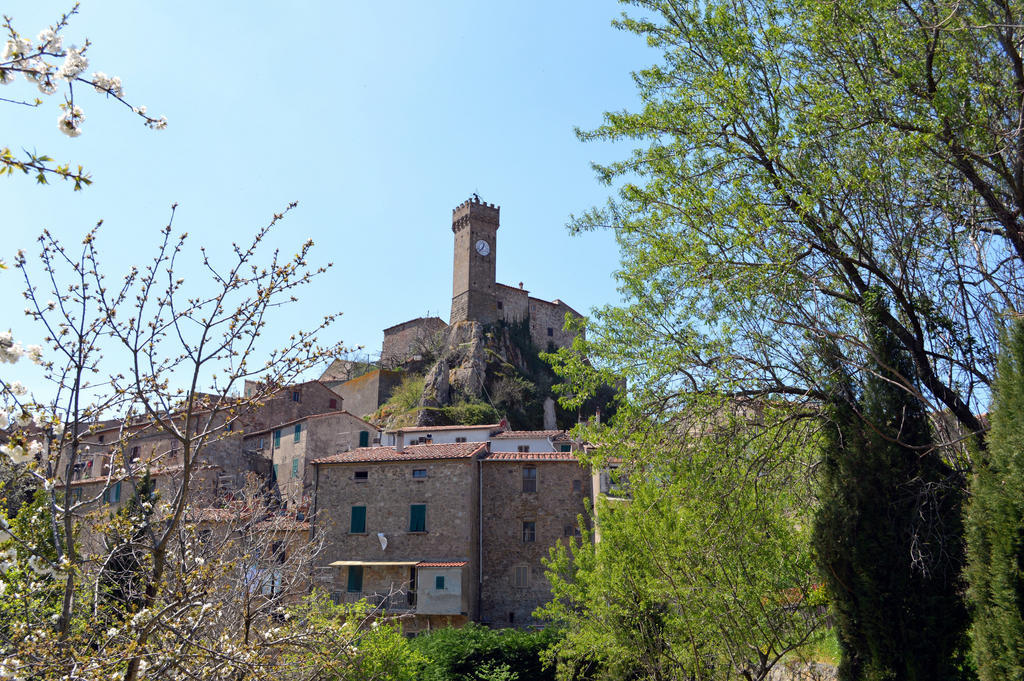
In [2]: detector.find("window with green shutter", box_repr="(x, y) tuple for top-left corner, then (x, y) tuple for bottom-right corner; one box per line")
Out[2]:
(347, 565), (363, 593)
(105, 481), (121, 504)
(359, 430), (369, 447)
(273, 463), (279, 480)
(294, 424), (301, 443)
(273, 429), (281, 448)
(560, 444), (571, 452)
(350, 506), (366, 533)
(292, 458), (299, 478)
(409, 504), (426, 532)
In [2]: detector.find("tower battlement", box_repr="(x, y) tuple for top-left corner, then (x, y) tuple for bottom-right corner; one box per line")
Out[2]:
(452, 195), (500, 231)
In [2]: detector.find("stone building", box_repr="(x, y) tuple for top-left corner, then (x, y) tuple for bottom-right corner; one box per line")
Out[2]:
(309, 428), (593, 630)
(310, 442), (486, 632)
(242, 409), (378, 510)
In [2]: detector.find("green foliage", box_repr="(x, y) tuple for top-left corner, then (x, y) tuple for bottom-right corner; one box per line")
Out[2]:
(374, 373), (426, 427)
(440, 400), (502, 426)
(410, 623), (560, 681)
(540, 406), (823, 681)
(283, 591), (424, 681)
(966, 320), (1024, 681)
(813, 298), (971, 681)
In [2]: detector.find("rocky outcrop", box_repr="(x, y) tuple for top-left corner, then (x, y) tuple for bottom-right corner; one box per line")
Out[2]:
(446, 321), (487, 398)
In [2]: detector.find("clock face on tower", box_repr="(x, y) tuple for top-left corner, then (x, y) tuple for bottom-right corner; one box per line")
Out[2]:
(475, 239), (491, 257)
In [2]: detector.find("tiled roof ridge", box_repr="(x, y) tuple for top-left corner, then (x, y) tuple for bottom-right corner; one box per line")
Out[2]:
(389, 423), (502, 434)
(311, 441), (488, 464)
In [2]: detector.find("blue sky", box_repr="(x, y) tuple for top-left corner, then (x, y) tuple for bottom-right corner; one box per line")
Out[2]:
(1, 1), (653, 393)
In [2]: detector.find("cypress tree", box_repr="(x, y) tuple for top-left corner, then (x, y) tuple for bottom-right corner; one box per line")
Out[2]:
(966, 320), (1024, 680)
(814, 294), (971, 680)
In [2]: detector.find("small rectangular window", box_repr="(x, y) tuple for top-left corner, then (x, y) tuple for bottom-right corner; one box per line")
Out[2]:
(359, 430), (369, 447)
(291, 390), (301, 402)
(354, 470), (368, 482)
(329, 398), (338, 409)
(514, 565), (529, 588)
(497, 301), (503, 309)
(293, 424), (301, 443)
(412, 469), (427, 479)
(560, 444), (571, 452)
(98, 434), (105, 444)
(517, 445), (531, 453)
(350, 505), (366, 533)
(547, 327), (554, 337)
(129, 446), (140, 462)
(105, 481), (121, 505)
(455, 436), (467, 443)
(258, 437), (265, 450)
(522, 520), (536, 543)
(564, 525), (574, 537)
(522, 466), (537, 493)
(435, 575), (445, 590)
(347, 565), (363, 593)
(292, 458), (299, 478)
(410, 504), (426, 532)
(572, 479), (582, 493)
(273, 429), (281, 448)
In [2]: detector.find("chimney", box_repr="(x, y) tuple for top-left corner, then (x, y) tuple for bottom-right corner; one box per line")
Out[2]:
(395, 432), (404, 452)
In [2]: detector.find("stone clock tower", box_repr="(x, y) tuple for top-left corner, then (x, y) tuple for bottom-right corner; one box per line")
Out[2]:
(450, 195), (499, 325)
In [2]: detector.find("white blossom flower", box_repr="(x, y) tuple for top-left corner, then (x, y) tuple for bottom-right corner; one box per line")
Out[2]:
(2, 38), (32, 60)
(59, 47), (87, 80)
(21, 58), (46, 82)
(91, 72), (123, 97)
(37, 78), (56, 95)
(26, 345), (43, 364)
(0, 411), (8, 429)
(57, 105), (84, 137)
(36, 28), (62, 53)
(1, 444), (31, 465)
(9, 381), (27, 396)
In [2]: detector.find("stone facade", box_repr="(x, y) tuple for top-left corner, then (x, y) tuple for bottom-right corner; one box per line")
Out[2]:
(327, 369), (403, 421)
(381, 317), (449, 368)
(450, 197), (500, 326)
(242, 410), (378, 510)
(528, 297), (581, 352)
(310, 433), (592, 631)
(480, 453), (591, 627)
(310, 443), (484, 632)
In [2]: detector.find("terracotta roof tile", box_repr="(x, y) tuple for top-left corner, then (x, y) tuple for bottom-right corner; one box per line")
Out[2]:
(484, 451), (580, 462)
(417, 561), (468, 568)
(492, 429), (569, 440)
(312, 442), (488, 464)
(390, 423), (501, 434)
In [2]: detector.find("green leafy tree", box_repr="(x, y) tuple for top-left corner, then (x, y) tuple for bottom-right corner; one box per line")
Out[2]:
(813, 295), (970, 681)
(965, 320), (1024, 681)
(540, 405), (824, 681)
(558, 0), (1024, 454)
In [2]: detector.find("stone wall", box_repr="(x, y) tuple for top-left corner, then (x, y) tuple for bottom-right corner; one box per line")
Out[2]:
(528, 298), (582, 352)
(333, 369), (403, 420)
(381, 317), (448, 368)
(496, 283), (530, 323)
(480, 458), (592, 627)
(312, 457), (480, 620)
(243, 411), (376, 509)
